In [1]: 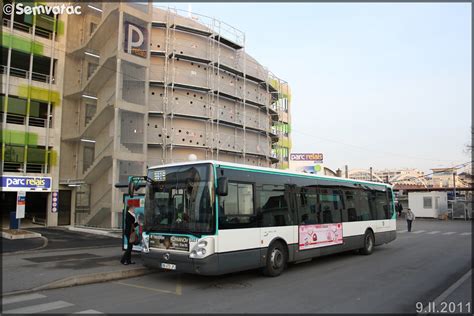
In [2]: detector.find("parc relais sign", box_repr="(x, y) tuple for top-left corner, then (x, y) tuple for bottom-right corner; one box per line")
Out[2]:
(289, 153), (325, 175)
(1, 176), (52, 192)
(290, 153), (324, 163)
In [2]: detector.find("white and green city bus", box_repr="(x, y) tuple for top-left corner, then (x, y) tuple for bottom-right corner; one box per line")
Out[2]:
(130, 160), (396, 276)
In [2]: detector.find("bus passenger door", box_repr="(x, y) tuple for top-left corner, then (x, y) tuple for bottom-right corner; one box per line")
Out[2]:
(259, 184), (297, 261)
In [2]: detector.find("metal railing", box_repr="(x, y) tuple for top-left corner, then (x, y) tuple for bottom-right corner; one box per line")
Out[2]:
(1, 65), (54, 84)
(3, 18), (54, 40)
(1, 112), (52, 128)
(2, 162), (47, 173)
(26, 163), (46, 173)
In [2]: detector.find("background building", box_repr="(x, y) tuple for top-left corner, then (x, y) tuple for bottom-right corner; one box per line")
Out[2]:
(54, 3), (290, 228)
(1, 1), (67, 227)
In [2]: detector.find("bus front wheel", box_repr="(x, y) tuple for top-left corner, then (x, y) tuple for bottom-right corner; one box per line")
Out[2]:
(360, 230), (374, 255)
(263, 241), (287, 277)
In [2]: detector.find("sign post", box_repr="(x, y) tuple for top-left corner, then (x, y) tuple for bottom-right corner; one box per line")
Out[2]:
(51, 191), (58, 213)
(16, 191), (26, 230)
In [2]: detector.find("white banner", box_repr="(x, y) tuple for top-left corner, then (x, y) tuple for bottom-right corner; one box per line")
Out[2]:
(16, 191), (26, 219)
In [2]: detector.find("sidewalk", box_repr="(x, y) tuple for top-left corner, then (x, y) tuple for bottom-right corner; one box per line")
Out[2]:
(1, 227), (154, 295)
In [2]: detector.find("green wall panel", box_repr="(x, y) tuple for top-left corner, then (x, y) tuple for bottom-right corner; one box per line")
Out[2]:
(18, 85), (61, 105)
(49, 149), (58, 166)
(1, 130), (38, 146)
(2, 33), (44, 55)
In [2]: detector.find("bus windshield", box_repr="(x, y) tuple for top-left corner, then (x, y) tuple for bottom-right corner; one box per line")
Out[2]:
(144, 164), (215, 236)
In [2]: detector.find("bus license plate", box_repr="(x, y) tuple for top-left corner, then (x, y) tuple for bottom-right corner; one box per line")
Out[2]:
(161, 263), (176, 270)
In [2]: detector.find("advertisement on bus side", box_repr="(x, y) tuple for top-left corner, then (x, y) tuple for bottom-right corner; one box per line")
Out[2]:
(299, 223), (343, 250)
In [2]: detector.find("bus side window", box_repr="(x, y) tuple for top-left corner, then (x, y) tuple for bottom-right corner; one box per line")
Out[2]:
(387, 189), (394, 218)
(258, 184), (290, 227)
(357, 190), (373, 221)
(219, 182), (255, 229)
(343, 189), (357, 222)
(374, 191), (390, 220)
(296, 187), (318, 225)
(318, 188), (342, 223)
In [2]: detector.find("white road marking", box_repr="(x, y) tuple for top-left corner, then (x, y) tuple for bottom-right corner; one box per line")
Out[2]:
(2, 293), (46, 305)
(75, 309), (103, 314)
(3, 300), (74, 314)
(411, 230), (425, 234)
(442, 232), (456, 235)
(422, 270), (472, 313)
(426, 231), (441, 235)
(460, 232), (472, 236)
(397, 230), (407, 233)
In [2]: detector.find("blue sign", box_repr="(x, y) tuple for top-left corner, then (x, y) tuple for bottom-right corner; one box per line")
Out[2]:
(1, 176), (52, 192)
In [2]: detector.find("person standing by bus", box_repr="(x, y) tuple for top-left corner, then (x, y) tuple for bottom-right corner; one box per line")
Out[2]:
(406, 208), (415, 232)
(396, 202), (403, 217)
(121, 205), (138, 265)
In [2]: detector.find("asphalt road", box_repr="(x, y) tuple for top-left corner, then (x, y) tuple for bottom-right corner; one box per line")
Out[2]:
(2, 219), (472, 314)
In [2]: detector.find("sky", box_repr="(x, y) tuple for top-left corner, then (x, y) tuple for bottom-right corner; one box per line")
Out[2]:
(157, 3), (471, 174)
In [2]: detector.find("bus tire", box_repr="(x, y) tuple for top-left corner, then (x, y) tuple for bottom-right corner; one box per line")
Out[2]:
(360, 230), (374, 255)
(263, 241), (287, 277)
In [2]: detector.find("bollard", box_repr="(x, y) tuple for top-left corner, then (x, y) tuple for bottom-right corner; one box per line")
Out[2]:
(9, 212), (19, 229)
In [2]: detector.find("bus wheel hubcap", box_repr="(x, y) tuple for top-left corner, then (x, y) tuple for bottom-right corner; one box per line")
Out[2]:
(367, 235), (373, 250)
(271, 249), (283, 269)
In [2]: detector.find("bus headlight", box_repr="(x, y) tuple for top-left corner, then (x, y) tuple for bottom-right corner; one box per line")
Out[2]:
(189, 238), (213, 259)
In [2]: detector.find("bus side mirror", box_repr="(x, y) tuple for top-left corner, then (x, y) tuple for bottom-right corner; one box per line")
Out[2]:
(217, 177), (228, 196)
(128, 181), (136, 197)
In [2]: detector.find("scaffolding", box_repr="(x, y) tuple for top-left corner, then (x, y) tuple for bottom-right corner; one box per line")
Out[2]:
(150, 6), (284, 167)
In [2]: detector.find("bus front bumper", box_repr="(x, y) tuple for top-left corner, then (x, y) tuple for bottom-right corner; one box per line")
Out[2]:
(142, 249), (220, 275)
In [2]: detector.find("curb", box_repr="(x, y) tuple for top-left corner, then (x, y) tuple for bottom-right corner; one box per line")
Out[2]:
(67, 226), (122, 239)
(2, 267), (155, 297)
(2, 230), (42, 240)
(2, 236), (49, 255)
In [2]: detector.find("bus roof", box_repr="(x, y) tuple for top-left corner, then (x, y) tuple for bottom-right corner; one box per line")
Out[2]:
(148, 160), (392, 189)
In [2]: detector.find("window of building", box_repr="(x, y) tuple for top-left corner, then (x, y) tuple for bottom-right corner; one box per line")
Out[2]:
(87, 62), (98, 79)
(29, 99), (50, 127)
(3, 96), (27, 116)
(83, 143), (95, 172)
(4, 145), (25, 163)
(219, 182), (255, 229)
(85, 104), (97, 126)
(423, 197), (432, 209)
(32, 55), (53, 83)
(90, 22), (98, 35)
(9, 50), (30, 78)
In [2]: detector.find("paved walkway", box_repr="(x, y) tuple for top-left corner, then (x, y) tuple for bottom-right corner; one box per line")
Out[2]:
(1, 227), (152, 295)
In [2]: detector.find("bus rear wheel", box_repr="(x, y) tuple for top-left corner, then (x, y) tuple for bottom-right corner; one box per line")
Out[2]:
(360, 230), (374, 255)
(263, 241), (287, 277)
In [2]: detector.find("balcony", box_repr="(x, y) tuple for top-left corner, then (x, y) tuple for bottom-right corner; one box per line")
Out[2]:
(3, 18), (55, 40)
(1, 65), (54, 84)
(0, 112), (52, 128)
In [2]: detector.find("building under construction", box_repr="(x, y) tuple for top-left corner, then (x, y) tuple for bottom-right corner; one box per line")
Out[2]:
(58, 3), (291, 228)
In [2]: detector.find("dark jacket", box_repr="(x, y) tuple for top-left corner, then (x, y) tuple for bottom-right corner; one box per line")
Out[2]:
(124, 211), (138, 238)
